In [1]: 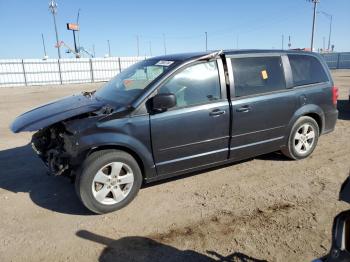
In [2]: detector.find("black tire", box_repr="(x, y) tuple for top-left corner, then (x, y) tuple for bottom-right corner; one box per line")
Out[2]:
(281, 116), (319, 160)
(75, 149), (142, 214)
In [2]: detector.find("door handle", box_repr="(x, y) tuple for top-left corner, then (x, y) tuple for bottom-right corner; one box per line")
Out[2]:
(209, 109), (226, 117)
(236, 105), (251, 113)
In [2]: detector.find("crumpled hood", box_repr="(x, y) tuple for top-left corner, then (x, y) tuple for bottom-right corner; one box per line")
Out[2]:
(10, 93), (109, 133)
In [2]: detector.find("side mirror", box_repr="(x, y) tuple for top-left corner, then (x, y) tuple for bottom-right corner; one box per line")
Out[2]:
(150, 93), (176, 112)
(340, 175), (350, 204)
(315, 175), (350, 262)
(325, 210), (350, 262)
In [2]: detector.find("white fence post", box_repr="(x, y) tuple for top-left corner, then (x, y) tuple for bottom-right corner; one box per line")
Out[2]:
(21, 59), (27, 86)
(0, 56), (146, 87)
(57, 59), (63, 85)
(118, 57), (122, 73)
(89, 58), (94, 83)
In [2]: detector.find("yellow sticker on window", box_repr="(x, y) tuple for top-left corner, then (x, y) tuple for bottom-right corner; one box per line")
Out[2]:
(261, 70), (268, 80)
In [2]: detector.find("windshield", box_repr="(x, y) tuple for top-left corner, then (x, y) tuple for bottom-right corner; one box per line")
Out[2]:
(95, 59), (176, 105)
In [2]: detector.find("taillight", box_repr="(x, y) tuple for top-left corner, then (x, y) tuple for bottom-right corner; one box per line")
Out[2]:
(332, 86), (339, 106)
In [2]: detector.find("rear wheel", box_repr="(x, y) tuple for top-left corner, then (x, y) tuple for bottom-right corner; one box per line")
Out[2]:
(282, 116), (319, 160)
(75, 150), (142, 214)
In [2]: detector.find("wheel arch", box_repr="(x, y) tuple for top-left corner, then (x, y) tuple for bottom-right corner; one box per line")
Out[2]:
(285, 104), (325, 144)
(76, 132), (157, 180)
(303, 112), (323, 133)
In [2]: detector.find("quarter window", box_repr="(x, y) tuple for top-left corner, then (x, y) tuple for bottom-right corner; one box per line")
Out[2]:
(288, 55), (329, 86)
(231, 56), (286, 97)
(159, 61), (221, 107)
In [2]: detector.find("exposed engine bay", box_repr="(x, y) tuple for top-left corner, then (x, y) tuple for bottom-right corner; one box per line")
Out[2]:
(32, 124), (75, 177)
(30, 104), (117, 177)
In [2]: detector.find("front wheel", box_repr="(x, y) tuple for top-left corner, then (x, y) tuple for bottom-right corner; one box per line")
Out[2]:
(75, 150), (142, 214)
(282, 116), (319, 160)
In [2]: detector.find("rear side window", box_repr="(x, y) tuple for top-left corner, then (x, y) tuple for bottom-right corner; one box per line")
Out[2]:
(231, 56), (286, 97)
(288, 55), (329, 86)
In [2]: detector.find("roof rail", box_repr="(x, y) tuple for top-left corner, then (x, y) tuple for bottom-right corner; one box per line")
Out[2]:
(196, 50), (223, 61)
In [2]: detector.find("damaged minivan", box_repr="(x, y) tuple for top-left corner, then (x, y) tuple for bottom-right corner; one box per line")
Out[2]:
(11, 50), (338, 214)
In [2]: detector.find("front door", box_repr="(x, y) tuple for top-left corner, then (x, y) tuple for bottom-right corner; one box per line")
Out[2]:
(150, 60), (230, 176)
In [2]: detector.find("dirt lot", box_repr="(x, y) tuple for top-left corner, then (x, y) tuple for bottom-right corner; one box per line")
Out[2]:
(0, 70), (349, 262)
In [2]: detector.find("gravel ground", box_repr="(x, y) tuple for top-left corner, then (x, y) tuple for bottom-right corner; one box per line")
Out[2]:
(0, 70), (349, 262)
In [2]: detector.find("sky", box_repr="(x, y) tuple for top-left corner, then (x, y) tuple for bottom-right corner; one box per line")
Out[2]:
(0, 0), (349, 59)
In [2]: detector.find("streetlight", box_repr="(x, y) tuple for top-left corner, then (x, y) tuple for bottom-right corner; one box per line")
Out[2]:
(318, 11), (333, 51)
(308, 0), (320, 52)
(163, 33), (167, 55)
(149, 41), (152, 56)
(205, 32), (208, 51)
(48, 0), (61, 59)
(107, 40), (111, 57)
(41, 33), (48, 59)
(136, 35), (140, 57)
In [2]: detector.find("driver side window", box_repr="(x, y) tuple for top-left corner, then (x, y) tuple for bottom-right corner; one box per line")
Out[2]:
(159, 61), (221, 108)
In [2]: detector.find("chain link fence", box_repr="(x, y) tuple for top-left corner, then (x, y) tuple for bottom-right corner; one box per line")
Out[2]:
(321, 52), (350, 69)
(0, 53), (349, 87)
(0, 56), (146, 87)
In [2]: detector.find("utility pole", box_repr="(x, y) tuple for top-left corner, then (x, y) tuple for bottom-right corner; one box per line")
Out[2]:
(136, 35), (140, 57)
(48, 0), (61, 59)
(76, 8), (81, 51)
(236, 35), (239, 49)
(205, 32), (208, 51)
(282, 34), (284, 50)
(92, 44), (95, 57)
(327, 14), (333, 51)
(288, 35), (291, 49)
(41, 33), (47, 58)
(318, 11), (333, 51)
(149, 41), (152, 56)
(107, 40), (111, 57)
(163, 33), (167, 55)
(73, 30), (78, 54)
(323, 36), (325, 51)
(309, 0), (320, 52)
